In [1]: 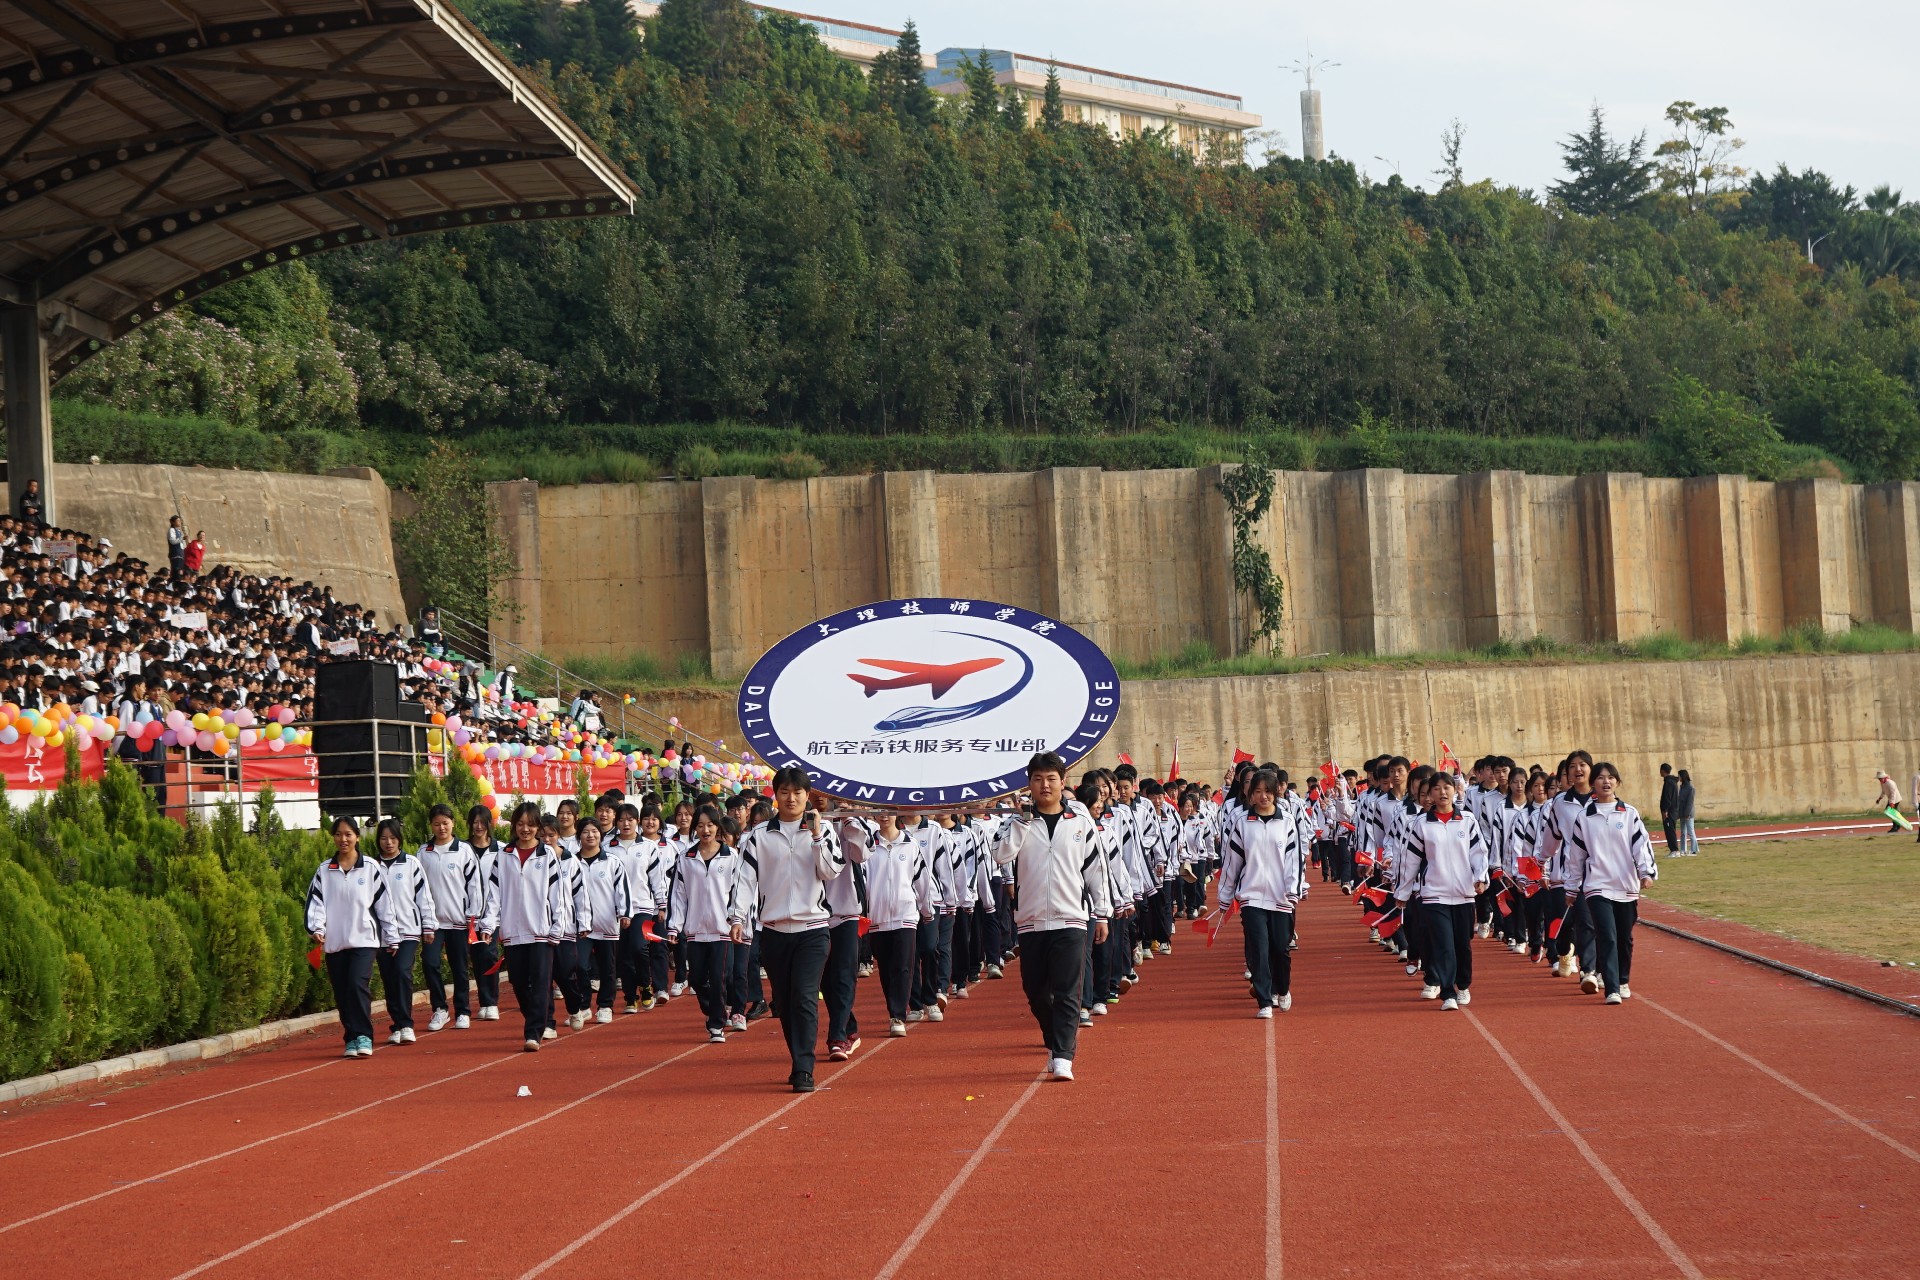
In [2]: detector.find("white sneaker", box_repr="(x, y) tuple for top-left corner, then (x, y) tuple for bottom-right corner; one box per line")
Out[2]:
(1255, 1005), (1274, 1019)
(1091, 1002), (1108, 1016)
(935, 992), (949, 1010)
(388, 1029), (407, 1046)
(670, 982), (688, 998)
(1420, 985), (1440, 1000)
(523, 1039), (540, 1052)
(428, 1010), (450, 1032)
(1510, 940), (1527, 954)
(927, 1007), (944, 1023)
(729, 1014), (748, 1032)
(1619, 984), (1632, 1000)
(985, 964), (1004, 979)
(1047, 1057), (1074, 1082)
(1456, 989), (1471, 1006)
(889, 1019), (907, 1037)
(541, 1028), (557, 1041)
(709, 1027), (728, 1042)
(480, 1006), (499, 1021)
(1580, 972), (1601, 995)
(568, 1011), (588, 1031)
(1605, 992), (1624, 1005)
(1078, 1009), (1093, 1027)
(1276, 994), (1292, 1012)
(906, 1009), (925, 1022)
(595, 1008), (612, 1024)
(1405, 962), (1420, 976)
(954, 986), (969, 999)
(1441, 997), (1458, 1011)
(454, 1014), (471, 1029)
(400, 1026), (417, 1043)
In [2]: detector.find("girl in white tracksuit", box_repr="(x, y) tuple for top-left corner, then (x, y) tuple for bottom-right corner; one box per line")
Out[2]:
(305, 817), (400, 1058)
(1397, 774), (1490, 1010)
(575, 819), (634, 1022)
(370, 817), (436, 1045)
(481, 802), (577, 1051)
(417, 804), (482, 1029)
(667, 805), (748, 1042)
(1564, 762), (1657, 1003)
(841, 812), (934, 1035)
(1218, 769), (1308, 1016)
(466, 805), (505, 1020)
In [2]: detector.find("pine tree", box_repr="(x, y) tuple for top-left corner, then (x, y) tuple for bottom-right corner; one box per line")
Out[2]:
(1041, 62), (1065, 130)
(1550, 106), (1653, 217)
(884, 20), (935, 124)
(960, 51), (999, 129)
(1000, 82), (1026, 131)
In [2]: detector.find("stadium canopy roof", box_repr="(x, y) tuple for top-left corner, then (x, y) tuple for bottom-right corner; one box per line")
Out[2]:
(0, 0), (640, 522)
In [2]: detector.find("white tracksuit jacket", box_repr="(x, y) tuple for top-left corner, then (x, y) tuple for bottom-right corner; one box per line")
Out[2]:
(991, 808), (1113, 933)
(306, 856), (401, 952)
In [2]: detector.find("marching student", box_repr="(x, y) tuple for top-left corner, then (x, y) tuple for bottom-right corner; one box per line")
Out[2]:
(604, 804), (651, 1012)
(992, 752), (1114, 1082)
(1539, 752), (1597, 983)
(811, 791), (866, 1062)
(907, 811), (951, 1023)
(1218, 768), (1308, 1017)
(1564, 762), (1657, 1004)
(1398, 773), (1490, 1011)
(480, 801), (575, 1052)
(1080, 776), (1125, 1015)
(419, 804), (482, 1031)
(736, 766), (845, 1093)
(637, 806), (679, 1001)
(575, 818), (634, 1023)
(306, 816), (400, 1058)
(466, 805), (505, 1021)
(370, 818), (436, 1046)
(840, 808), (933, 1038)
(666, 805), (747, 1044)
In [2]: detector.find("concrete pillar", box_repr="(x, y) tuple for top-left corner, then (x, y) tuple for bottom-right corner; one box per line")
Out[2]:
(1197, 463), (1248, 657)
(489, 479), (543, 654)
(1778, 477), (1853, 633)
(1575, 472), (1654, 642)
(702, 475), (760, 680)
(2, 304), (53, 525)
(1864, 481), (1920, 632)
(871, 470), (942, 599)
(1459, 470), (1536, 646)
(1035, 467), (1113, 652)
(1683, 474), (1758, 644)
(1333, 468), (1410, 654)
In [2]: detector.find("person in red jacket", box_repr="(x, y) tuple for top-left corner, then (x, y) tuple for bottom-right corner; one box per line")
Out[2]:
(183, 531), (206, 573)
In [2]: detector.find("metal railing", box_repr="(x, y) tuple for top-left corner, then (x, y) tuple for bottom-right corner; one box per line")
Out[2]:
(427, 605), (739, 763)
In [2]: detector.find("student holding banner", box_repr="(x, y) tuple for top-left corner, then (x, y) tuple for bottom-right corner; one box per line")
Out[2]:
(992, 752), (1112, 1082)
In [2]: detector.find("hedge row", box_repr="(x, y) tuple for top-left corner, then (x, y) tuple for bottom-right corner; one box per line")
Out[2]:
(0, 758), (333, 1083)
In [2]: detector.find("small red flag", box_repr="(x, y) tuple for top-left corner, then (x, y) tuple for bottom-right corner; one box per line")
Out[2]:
(1361, 909), (1388, 928)
(857, 916), (871, 937)
(1164, 739), (1180, 784)
(1377, 912), (1405, 940)
(641, 920), (667, 944)
(467, 920), (478, 944)
(306, 944), (325, 970)
(1517, 856), (1543, 880)
(1494, 890), (1514, 917)
(1232, 749), (1255, 765)
(1117, 752), (1134, 767)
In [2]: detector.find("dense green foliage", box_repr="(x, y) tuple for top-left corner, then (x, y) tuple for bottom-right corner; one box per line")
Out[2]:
(0, 756), (333, 1083)
(37, 0), (1920, 482)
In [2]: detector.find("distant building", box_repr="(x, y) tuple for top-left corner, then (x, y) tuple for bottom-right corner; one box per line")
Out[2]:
(928, 49), (1258, 161)
(620, 4), (1257, 159)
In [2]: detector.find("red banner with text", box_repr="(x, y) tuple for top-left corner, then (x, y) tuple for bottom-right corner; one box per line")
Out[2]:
(470, 756), (630, 798)
(2, 738), (107, 790)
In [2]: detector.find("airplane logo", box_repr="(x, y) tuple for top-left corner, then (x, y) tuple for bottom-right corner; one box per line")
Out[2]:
(846, 657), (1004, 700)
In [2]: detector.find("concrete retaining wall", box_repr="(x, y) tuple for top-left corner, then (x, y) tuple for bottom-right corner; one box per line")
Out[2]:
(644, 652), (1920, 819)
(53, 462), (405, 624)
(495, 467), (1920, 681)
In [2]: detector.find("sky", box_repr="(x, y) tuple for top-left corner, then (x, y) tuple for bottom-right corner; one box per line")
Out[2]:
(799, 0), (1919, 200)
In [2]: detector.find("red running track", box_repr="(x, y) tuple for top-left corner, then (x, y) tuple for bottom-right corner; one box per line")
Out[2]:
(2, 889), (1917, 1279)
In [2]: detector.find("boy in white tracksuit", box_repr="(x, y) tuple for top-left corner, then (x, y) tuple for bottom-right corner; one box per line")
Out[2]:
(840, 811), (934, 1035)
(992, 753), (1113, 1082)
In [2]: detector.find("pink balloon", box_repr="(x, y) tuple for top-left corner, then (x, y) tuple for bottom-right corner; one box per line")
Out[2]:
(454, 729), (471, 745)
(165, 710), (188, 731)
(238, 728), (258, 747)
(276, 707), (295, 726)
(233, 708), (256, 728)
(266, 737), (286, 753)
(194, 730), (216, 752)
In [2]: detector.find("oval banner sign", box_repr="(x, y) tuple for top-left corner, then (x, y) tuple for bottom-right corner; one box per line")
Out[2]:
(737, 598), (1121, 807)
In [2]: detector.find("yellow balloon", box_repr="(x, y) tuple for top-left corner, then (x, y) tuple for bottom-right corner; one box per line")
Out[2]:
(222, 723), (240, 739)
(45, 730), (64, 749)
(191, 713), (209, 732)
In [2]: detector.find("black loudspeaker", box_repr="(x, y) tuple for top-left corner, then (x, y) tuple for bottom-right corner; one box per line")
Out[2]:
(315, 660), (400, 722)
(314, 663), (425, 815)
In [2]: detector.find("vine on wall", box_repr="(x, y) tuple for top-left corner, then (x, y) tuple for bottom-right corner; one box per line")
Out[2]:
(1216, 461), (1285, 652)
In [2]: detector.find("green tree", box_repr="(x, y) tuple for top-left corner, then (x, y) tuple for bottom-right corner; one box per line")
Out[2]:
(958, 51), (1000, 129)
(871, 20), (935, 124)
(1551, 106), (1653, 216)
(1649, 375), (1784, 478)
(1775, 356), (1920, 480)
(1731, 164), (1856, 263)
(1654, 101), (1745, 213)
(644, 0), (766, 83)
(1040, 61), (1065, 129)
(395, 441), (522, 625)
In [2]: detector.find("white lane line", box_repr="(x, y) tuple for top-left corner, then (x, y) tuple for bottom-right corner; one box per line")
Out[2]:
(873, 1071), (1047, 1280)
(1265, 1016), (1283, 1280)
(0, 1061), (338, 1161)
(1642, 996), (1920, 1165)
(1, 1048), (512, 1236)
(173, 1044), (707, 1278)
(521, 1040), (898, 1280)
(1464, 1010), (1705, 1280)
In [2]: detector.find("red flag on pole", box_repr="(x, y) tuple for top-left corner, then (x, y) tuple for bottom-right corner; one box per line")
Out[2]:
(1164, 739), (1180, 784)
(1232, 749), (1255, 765)
(1117, 752), (1134, 767)
(306, 944), (324, 970)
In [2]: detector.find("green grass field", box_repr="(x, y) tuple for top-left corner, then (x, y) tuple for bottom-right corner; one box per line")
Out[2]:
(1646, 833), (1920, 965)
